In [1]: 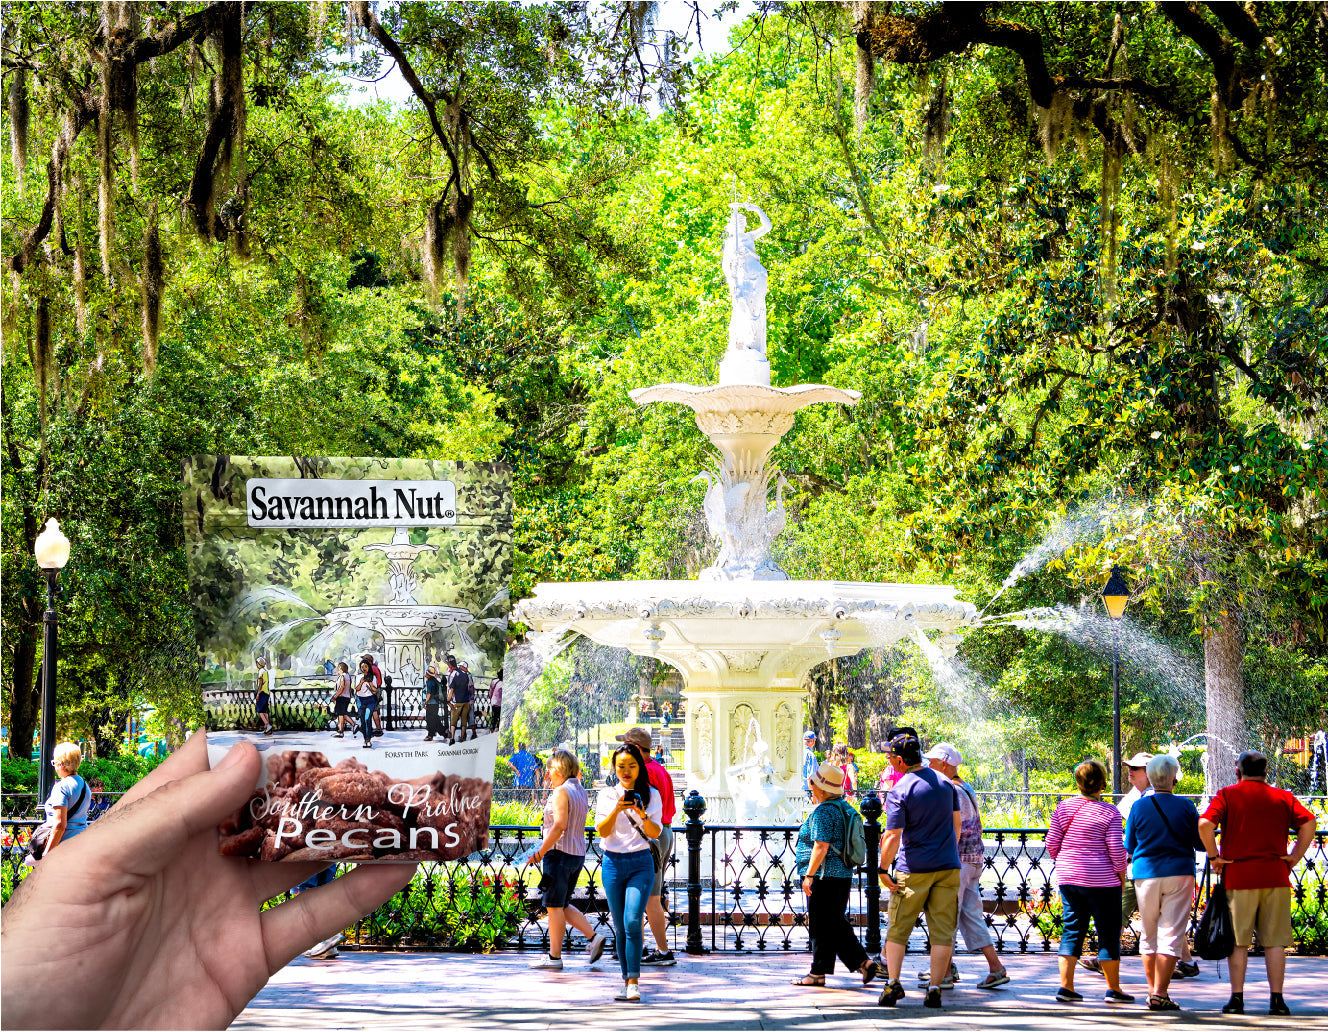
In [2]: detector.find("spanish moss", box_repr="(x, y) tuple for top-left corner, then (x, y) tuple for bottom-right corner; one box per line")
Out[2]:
(1036, 90), (1074, 160)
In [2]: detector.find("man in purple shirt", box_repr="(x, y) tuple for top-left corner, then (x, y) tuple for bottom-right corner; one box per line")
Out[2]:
(877, 734), (961, 1010)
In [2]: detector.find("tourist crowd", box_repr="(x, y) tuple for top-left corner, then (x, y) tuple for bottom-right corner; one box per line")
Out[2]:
(787, 733), (1316, 1015)
(1, 729), (1317, 1021)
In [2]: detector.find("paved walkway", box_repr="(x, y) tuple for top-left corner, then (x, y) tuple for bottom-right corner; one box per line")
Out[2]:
(234, 949), (1328, 1030)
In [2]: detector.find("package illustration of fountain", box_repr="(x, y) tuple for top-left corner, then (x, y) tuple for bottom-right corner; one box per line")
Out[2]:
(515, 204), (975, 816)
(237, 528), (485, 688)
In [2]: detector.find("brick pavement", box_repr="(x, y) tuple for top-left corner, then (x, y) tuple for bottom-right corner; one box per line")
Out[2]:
(233, 948), (1328, 1031)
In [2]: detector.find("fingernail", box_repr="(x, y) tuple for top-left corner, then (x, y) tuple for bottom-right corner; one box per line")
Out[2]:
(216, 744), (248, 771)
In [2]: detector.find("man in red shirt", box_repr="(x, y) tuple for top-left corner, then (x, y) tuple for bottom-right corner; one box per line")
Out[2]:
(1198, 750), (1317, 1016)
(618, 727), (677, 966)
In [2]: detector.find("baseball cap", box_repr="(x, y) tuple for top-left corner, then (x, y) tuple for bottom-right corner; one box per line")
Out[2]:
(809, 762), (846, 797)
(925, 742), (962, 767)
(886, 733), (922, 764)
(615, 727), (653, 750)
(803, 730), (816, 740)
(1124, 752), (1155, 768)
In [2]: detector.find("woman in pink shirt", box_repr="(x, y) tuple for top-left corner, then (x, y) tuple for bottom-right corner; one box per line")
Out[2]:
(1045, 759), (1131, 1006)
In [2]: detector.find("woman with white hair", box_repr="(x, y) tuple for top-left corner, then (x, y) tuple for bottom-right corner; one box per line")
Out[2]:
(1124, 753), (1203, 1011)
(39, 742), (91, 855)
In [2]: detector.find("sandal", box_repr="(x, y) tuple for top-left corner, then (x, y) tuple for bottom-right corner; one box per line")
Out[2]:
(791, 974), (826, 987)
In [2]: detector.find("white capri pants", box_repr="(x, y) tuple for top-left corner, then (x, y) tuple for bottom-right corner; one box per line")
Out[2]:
(1136, 875), (1195, 958)
(954, 861), (995, 952)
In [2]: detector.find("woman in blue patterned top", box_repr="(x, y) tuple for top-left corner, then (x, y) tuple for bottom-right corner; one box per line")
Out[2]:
(792, 763), (879, 987)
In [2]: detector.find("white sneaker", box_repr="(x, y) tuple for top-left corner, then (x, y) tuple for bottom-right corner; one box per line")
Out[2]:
(528, 955), (564, 970)
(614, 984), (641, 1002)
(586, 932), (608, 965)
(304, 932), (344, 959)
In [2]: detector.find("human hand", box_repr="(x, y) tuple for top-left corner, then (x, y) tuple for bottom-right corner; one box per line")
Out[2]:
(801, 875), (814, 895)
(879, 872), (899, 892)
(1211, 856), (1231, 872)
(0, 732), (416, 1030)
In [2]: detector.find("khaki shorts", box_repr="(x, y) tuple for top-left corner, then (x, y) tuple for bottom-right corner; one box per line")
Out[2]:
(886, 868), (960, 947)
(449, 702), (471, 730)
(1228, 886), (1294, 949)
(651, 825), (674, 896)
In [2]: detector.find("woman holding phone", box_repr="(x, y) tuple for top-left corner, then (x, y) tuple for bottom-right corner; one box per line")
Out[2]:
(594, 742), (662, 1003)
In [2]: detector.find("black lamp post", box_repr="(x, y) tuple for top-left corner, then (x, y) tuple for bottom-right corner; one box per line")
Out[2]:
(34, 518), (71, 806)
(1101, 565), (1131, 796)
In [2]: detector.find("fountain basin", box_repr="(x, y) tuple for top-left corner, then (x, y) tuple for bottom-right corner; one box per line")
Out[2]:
(517, 580), (971, 682)
(516, 579), (974, 815)
(325, 604), (477, 681)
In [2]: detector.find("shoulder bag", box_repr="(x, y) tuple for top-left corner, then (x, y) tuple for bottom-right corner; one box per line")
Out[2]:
(24, 777), (88, 866)
(1193, 862), (1235, 960)
(624, 799), (665, 874)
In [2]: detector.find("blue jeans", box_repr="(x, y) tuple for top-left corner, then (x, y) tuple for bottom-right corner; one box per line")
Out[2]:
(1059, 883), (1123, 962)
(357, 697), (377, 743)
(601, 849), (655, 980)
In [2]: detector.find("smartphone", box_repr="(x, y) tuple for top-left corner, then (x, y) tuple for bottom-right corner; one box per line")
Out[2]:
(622, 790), (641, 808)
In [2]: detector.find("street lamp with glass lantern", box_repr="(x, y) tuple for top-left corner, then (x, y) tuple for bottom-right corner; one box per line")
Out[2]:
(1101, 565), (1131, 796)
(34, 518), (71, 805)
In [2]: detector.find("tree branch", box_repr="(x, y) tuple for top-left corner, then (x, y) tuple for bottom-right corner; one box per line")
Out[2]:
(128, 2), (234, 62)
(1203, 2), (1265, 52)
(1158, 1), (1244, 106)
(350, 2), (461, 185)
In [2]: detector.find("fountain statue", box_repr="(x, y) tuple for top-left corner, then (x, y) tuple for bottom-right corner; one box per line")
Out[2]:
(720, 202), (773, 385)
(515, 203), (974, 817)
(727, 717), (794, 825)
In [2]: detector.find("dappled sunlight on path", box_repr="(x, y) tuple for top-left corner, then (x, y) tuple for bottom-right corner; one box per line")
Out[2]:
(233, 950), (1328, 1030)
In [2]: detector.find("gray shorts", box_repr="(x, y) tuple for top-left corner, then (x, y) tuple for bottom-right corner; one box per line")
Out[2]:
(651, 825), (674, 896)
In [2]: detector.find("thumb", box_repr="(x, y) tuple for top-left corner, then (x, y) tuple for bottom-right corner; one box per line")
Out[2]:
(85, 742), (262, 878)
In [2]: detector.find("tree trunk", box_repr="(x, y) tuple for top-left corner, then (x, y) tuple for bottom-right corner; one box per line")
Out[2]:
(1203, 608), (1246, 792)
(805, 663), (833, 750)
(867, 712), (893, 753)
(6, 624), (40, 760)
(845, 688), (869, 750)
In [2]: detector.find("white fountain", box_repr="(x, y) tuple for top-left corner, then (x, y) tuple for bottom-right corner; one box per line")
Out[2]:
(515, 203), (975, 817)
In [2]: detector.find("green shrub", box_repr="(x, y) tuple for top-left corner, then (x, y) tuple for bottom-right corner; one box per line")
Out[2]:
(488, 800), (543, 826)
(78, 754), (168, 791)
(853, 751), (891, 792)
(1, 758), (39, 793)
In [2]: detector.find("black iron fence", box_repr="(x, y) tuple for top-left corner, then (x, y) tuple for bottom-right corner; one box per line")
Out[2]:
(970, 791), (1328, 826)
(4, 789), (1326, 956)
(200, 683), (495, 735)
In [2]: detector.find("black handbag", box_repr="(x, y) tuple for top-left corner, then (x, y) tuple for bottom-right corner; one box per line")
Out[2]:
(1193, 863), (1236, 961)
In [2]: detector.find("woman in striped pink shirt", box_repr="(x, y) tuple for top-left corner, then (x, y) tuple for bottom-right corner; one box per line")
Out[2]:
(1045, 760), (1132, 1005)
